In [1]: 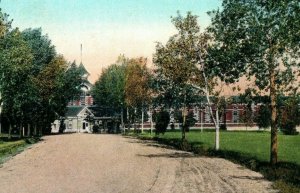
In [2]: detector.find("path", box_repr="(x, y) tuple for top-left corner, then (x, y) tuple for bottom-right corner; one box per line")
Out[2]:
(0, 134), (277, 193)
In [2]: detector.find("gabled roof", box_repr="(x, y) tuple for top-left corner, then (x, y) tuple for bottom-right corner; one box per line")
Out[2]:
(65, 106), (85, 117)
(65, 106), (95, 117)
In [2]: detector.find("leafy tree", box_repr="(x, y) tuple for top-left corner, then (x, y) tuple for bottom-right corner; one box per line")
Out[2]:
(153, 12), (204, 141)
(33, 56), (68, 134)
(256, 105), (271, 129)
(154, 110), (170, 135)
(56, 61), (83, 116)
(0, 10), (83, 137)
(174, 110), (196, 132)
(209, 0), (300, 164)
(21, 28), (61, 135)
(92, 57), (127, 129)
(125, 57), (151, 132)
(0, 29), (34, 138)
(0, 7), (11, 38)
(21, 28), (56, 75)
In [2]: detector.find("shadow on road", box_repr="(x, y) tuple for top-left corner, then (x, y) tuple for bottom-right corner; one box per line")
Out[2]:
(137, 152), (195, 159)
(230, 175), (265, 181)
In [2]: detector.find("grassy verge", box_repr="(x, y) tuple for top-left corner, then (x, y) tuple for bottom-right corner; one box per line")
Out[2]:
(0, 137), (41, 164)
(126, 130), (300, 193)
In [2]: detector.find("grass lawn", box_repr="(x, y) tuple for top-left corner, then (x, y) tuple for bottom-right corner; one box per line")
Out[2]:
(0, 137), (40, 164)
(145, 130), (300, 165)
(134, 130), (300, 193)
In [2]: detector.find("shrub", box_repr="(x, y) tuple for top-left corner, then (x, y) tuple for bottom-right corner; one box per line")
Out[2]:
(58, 120), (66, 134)
(92, 125), (100, 133)
(279, 96), (300, 135)
(154, 111), (170, 135)
(280, 120), (298, 135)
(174, 110), (196, 132)
(256, 105), (271, 129)
(220, 124), (227, 130)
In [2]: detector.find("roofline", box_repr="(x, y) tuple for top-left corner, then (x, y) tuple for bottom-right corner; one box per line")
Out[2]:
(77, 106), (94, 117)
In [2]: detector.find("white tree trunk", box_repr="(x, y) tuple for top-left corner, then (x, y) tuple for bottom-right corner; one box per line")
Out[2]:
(203, 70), (220, 150)
(215, 109), (220, 150)
(200, 109), (203, 132)
(150, 109), (153, 135)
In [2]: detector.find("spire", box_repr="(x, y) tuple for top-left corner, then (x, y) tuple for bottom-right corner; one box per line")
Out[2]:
(80, 44), (83, 64)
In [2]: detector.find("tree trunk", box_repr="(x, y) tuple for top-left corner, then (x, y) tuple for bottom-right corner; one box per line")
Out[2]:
(19, 123), (23, 138)
(8, 124), (12, 140)
(141, 107), (144, 133)
(34, 125), (37, 136)
(270, 69), (278, 165)
(182, 106), (186, 141)
(150, 107), (153, 135)
(182, 94), (187, 141)
(223, 106), (227, 130)
(202, 70), (220, 150)
(200, 108), (203, 132)
(215, 109), (220, 150)
(121, 108), (124, 133)
(27, 124), (30, 137)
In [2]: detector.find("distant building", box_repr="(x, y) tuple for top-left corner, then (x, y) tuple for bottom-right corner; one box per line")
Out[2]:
(52, 62), (94, 133)
(68, 62), (94, 106)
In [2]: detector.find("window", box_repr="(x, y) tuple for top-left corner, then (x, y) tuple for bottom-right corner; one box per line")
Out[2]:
(68, 120), (72, 129)
(233, 107), (239, 123)
(80, 96), (85, 105)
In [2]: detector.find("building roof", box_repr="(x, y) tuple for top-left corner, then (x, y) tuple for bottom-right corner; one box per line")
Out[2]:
(65, 106), (85, 117)
(79, 62), (90, 76)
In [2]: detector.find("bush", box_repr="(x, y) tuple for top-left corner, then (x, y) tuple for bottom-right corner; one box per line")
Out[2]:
(256, 105), (271, 129)
(92, 125), (100, 133)
(220, 124), (227, 130)
(280, 96), (300, 135)
(174, 110), (196, 132)
(58, 121), (66, 134)
(280, 120), (298, 135)
(154, 111), (170, 135)
(170, 122), (175, 130)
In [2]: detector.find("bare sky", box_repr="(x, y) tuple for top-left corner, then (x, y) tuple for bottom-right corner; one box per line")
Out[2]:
(1, 0), (221, 82)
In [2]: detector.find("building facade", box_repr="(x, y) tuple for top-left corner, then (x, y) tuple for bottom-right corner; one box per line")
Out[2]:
(51, 62), (95, 133)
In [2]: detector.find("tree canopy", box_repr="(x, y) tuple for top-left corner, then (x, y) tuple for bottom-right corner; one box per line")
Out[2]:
(0, 8), (83, 136)
(209, 0), (300, 164)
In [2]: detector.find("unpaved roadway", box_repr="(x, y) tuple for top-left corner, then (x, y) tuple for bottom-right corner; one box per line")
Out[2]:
(0, 134), (276, 193)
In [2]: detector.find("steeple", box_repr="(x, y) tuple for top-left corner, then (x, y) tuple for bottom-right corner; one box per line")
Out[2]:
(80, 44), (83, 64)
(78, 44), (90, 79)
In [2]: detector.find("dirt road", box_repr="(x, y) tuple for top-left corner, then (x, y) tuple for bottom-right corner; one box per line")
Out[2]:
(0, 134), (276, 193)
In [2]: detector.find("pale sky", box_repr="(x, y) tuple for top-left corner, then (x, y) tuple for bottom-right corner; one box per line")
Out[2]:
(1, 0), (221, 82)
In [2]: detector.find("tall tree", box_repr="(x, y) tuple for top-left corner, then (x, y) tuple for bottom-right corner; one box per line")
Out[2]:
(0, 29), (34, 138)
(124, 57), (151, 132)
(33, 56), (69, 134)
(209, 0), (300, 164)
(154, 12), (204, 141)
(92, 57), (127, 123)
(0, 6), (11, 38)
(21, 28), (56, 75)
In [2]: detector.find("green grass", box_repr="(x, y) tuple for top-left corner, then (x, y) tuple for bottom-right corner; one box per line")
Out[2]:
(0, 137), (40, 164)
(145, 130), (300, 164)
(131, 130), (300, 193)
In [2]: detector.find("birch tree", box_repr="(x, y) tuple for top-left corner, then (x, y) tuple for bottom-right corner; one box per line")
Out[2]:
(154, 12), (226, 149)
(208, 0), (300, 164)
